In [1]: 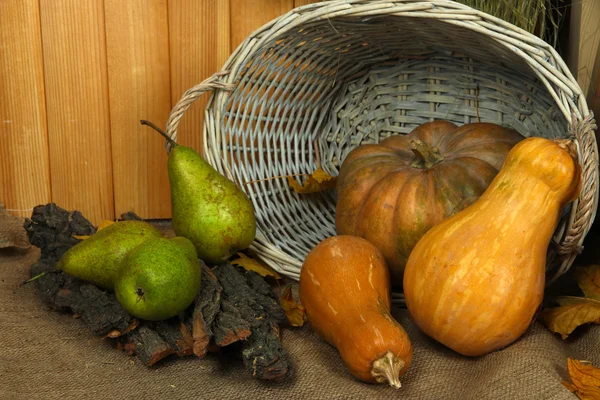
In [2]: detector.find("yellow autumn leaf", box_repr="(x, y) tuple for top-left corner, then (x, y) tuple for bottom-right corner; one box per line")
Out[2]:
(73, 220), (116, 240)
(540, 296), (600, 339)
(280, 285), (305, 327)
(563, 358), (600, 400)
(231, 252), (281, 279)
(287, 168), (337, 194)
(576, 265), (600, 301)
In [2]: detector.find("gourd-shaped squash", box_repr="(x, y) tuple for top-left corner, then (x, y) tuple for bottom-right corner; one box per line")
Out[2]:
(403, 137), (582, 356)
(336, 121), (523, 285)
(300, 236), (412, 388)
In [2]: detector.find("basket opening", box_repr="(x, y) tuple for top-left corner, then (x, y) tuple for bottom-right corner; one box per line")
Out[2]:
(214, 14), (569, 277)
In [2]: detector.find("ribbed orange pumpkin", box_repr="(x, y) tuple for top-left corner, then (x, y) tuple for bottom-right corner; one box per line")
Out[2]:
(403, 137), (582, 356)
(336, 121), (523, 285)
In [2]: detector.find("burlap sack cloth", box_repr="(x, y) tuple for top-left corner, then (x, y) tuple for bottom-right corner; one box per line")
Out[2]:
(1, 212), (598, 399)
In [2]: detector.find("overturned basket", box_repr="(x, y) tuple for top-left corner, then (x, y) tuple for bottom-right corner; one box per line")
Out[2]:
(164, 0), (598, 284)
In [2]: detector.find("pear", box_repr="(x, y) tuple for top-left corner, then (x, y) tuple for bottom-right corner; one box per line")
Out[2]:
(114, 236), (202, 321)
(169, 236), (199, 263)
(57, 220), (163, 289)
(142, 120), (256, 264)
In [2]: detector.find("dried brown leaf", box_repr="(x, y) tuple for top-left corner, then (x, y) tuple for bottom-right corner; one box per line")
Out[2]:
(287, 168), (337, 194)
(563, 358), (600, 399)
(231, 252), (281, 279)
(576, 265), (600, 301)
(540, 296), (600, 339)
(280, 285), (305, 327)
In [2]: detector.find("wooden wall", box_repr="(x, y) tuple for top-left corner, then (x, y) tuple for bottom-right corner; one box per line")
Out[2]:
(2, 0), (598, 225)
(0, 0), (316, 225)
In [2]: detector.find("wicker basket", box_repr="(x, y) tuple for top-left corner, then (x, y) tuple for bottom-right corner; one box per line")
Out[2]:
(164, 0), (598, 285)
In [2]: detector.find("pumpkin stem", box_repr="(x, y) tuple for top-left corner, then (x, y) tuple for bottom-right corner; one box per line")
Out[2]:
(410, 140), (444, 169)
(371, 351), (404, 389)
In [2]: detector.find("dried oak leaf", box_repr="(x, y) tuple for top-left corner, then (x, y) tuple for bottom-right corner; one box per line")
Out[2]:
(575, 265), (600, 301)
(563, 358), (600, 399)
(231, 252), (281, 279)
(73, 220), (115, 240)
(280, 285), (305, 327)
(540, 296), (600, 339)
(287, 168), (337, 194)
(542, 264), (600, 338)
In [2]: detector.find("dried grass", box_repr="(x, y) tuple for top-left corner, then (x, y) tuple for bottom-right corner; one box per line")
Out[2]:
(455, 0), (566, 47)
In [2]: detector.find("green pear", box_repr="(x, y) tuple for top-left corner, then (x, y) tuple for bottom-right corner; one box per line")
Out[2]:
(169, 236), (198, 263)
(142, 120), (256, 264)
(57, 220), (163, 289)
(114, 236), (202, 321)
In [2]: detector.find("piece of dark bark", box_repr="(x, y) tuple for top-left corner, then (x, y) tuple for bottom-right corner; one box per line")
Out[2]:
(120, 211), (143, 221)
(190, 266), (222, 357)
(31, 260), (135, 336)
(148, 317), (194, 357)
(71, 285), (135, 336)
(24, 203), (95, 265)
(213, 300), (252, 346)
(213, 263), (290, 381)
(242, 322), (289, 381)
(127, 326), (175, 367)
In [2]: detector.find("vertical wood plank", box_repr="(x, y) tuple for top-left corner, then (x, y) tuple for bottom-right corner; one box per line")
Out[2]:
(168, 0), (231, 154)
(0, 1), (51, 217)
(589, 45), (600, 126)
(105, 0), (172, 219)
(230, 0), (295, 49)
(40, 0), (114, 225)
(577, 0), (600, 97)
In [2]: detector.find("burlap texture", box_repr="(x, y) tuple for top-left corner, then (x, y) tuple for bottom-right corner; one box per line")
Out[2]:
(2, 248), (597, 399)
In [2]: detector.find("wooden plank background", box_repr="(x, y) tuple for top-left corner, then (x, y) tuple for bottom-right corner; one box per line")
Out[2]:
(2, 0), (597, 225)
(0, 0), (316, 224)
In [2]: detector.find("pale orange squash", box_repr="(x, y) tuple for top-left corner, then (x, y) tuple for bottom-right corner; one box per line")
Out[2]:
(299, 235), (413, 388)
(403, 137), (582, 356)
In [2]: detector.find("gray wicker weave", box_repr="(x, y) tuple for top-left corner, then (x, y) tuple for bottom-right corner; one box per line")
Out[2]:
(164, 0), (598, 285)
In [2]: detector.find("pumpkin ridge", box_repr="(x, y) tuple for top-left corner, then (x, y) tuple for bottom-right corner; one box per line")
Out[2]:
(390, 172), (438, 269)
(387, 172), (418, 265)
(358, 171), (414, 240)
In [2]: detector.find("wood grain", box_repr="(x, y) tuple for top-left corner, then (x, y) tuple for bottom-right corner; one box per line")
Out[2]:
(105, 0), (172, 219)
(40, 0), (114, 225)
(571, 0), (600, 97)
(0, 1), (51, 217)
(589, 45), (600, 128)
(294, 0), (320, 7)
(168, 0), (231, 154)
(230, 0), (294, 49)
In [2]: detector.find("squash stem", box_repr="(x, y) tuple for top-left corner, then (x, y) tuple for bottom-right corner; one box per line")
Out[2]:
(371, 351), (404, 389)
(552, 139), (578, 161)
(410, 140), (444, 169)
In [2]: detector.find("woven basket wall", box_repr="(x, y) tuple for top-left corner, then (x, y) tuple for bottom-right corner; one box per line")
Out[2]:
(165, 0), (599, 285)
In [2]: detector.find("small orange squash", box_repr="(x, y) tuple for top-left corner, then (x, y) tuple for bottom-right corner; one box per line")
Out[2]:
(299, 235), (413, 388)
(403, 137), (582, 356)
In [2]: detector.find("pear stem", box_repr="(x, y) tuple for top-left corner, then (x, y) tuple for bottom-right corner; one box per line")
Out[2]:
(140, 120), (178, 147)
(20, 270), (61, 287)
